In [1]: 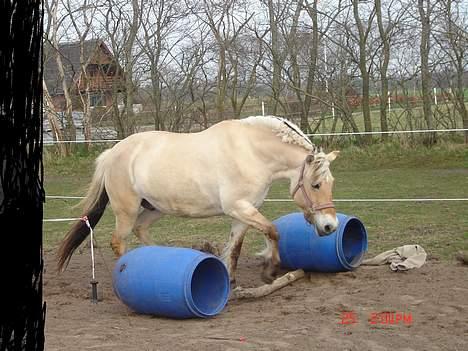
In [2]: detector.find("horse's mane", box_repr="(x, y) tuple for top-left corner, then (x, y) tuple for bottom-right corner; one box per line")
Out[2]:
(239, 116), (332, 182)
(239, 115), (317, 152)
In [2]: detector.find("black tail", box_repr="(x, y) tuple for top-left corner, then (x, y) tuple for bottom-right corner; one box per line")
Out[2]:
(57, 189), (109, 272)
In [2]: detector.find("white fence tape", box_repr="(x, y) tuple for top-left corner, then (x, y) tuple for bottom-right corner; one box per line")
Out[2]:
(46, 195), (468, 202)
(43, 217), (82, 222)
(263, 198), (468, 202)
(43, 196), (468, 223)
(308, 128), (468, 137)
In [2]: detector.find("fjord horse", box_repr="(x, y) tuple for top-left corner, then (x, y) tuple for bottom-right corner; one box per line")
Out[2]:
(57, 116), (339, 283)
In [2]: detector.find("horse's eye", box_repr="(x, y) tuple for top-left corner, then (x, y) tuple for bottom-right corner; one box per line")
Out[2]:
(312, 183), (321, 190)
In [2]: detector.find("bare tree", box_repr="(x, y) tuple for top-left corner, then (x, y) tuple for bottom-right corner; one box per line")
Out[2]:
(188, 34), (216, 129)
(263, 0), (286, 115)
(327, 33), (361, 135)
(160, 41), (208, 131)
(45, 0), (77, 146)
(282, 0), (310, 130)
(196, 0), (258, 119)
(139, 0), (189, 130)
(260, 0), (325, 131)
(43, 80), (68, 156)
(433, 0), (468, 143)
(44, 0), (67, 154)
(64, 0), (99, 147)
(319, 1), (376, 141)
(374, 0), (408, 140)
(101, 0), (143, 138)
(418, 0), (436, 143)
(227, 28), (266, 118)
(352, 0), (376, 142)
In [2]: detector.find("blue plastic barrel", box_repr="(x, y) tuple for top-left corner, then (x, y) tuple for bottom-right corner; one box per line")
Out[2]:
(112, 246), (230, 319)
(274, 212), (368, 272)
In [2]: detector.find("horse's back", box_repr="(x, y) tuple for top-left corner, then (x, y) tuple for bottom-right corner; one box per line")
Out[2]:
(99, 123), (241, 213)
(109, 120), (252, 158)
(100, 121), (271, 216)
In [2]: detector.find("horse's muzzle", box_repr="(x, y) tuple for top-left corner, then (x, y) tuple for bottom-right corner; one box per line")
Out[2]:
(304, 211), (337, 236)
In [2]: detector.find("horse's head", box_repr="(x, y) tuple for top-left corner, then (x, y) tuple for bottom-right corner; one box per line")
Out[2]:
(291, 150), (340, 236)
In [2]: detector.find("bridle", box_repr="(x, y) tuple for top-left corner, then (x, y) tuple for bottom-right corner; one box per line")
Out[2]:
(291, 157), (335, 213)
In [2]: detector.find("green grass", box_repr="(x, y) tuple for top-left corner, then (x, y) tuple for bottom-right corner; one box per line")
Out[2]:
(43, 142), (468, 262)
(315, 102), (468, 135)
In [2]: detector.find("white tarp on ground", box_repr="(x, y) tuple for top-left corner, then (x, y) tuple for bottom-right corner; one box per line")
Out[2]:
(362, 244), (428, 271)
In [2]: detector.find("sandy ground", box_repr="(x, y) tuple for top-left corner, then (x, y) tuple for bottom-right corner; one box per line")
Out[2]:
(44, 247), (468, 351)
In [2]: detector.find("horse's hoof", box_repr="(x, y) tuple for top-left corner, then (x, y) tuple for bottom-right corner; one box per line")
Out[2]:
(261, 259), (280, 284)
(261, 272), (275, 284)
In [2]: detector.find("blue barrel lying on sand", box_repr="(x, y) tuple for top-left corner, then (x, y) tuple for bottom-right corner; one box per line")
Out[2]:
(112, 246), (230, 319)
(274, 212), (368, 272)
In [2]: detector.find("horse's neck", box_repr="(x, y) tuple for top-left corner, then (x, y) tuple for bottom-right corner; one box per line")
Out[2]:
(272, 147), (309, 198)
(261, 139), (308, 182)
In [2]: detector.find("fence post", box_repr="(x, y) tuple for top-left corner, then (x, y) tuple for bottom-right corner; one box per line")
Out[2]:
(388, 93), (391, 114)
(262, 101), (265, 116)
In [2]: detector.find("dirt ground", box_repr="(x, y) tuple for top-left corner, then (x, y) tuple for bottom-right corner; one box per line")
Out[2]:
(44, 247), (468, 351)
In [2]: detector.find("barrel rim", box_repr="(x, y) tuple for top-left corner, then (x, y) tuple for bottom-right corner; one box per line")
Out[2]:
(335, 215), (368, 270)
(183, 254), (230, 318)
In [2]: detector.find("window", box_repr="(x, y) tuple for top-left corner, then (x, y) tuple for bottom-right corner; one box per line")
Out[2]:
(90, 93), (104, 107)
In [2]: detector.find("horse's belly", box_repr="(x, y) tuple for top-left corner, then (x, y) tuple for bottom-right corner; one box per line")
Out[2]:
(163, 207), (223, 218)
(144, 195), (224, 218)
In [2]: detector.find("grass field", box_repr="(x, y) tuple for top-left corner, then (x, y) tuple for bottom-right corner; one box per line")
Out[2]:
(314, 103), (468, 135)
(43, 141), (468, 262)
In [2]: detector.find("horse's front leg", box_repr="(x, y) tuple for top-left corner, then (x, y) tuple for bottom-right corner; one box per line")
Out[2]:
(227, 202), (281, 284)
(221, 220), (249, 285)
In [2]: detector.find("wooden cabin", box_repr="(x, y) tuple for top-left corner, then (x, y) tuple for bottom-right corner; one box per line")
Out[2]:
(44, 39), (123, 112)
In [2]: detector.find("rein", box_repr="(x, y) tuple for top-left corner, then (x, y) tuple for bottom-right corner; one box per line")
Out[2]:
(291, 157), (335, 212)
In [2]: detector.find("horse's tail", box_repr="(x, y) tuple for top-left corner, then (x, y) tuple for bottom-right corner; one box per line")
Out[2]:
(57, 149), (111, 272)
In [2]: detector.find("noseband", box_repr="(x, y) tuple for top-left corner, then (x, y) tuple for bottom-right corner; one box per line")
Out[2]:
(291, 157), (335, 212)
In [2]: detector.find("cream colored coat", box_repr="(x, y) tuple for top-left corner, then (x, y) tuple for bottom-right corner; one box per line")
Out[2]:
(61, 116), (339, 283)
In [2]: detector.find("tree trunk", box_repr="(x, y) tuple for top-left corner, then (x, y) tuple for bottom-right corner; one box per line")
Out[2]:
(457, 62), (468, 144)
(303, 0), (319, 133)
(418, 0), (435, 144)
(445, 0), (468, 143)
(216, 45), (227, 119)
(268, 0), (281, 115)
(77, 46), (93, 150)
(353, 0), (373, 143)
(43, 81), (68, 156)
(54, 45), (76, 147)
(361, 71), (372, 139)
(288, 0), (309, 131)
(375, 0), (390, 141)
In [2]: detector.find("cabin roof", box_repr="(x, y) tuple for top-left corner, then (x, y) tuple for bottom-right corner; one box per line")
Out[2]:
(44, 39), (117, 95)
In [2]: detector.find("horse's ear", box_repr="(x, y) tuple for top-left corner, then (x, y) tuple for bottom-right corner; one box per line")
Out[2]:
(326, 150), (340, 162)
(305, 154), (314, 164)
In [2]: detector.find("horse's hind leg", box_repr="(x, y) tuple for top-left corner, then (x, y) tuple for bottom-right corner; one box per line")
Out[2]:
(221, 220), (249, 285)
(133, 209), (163, 245)
(108, 190), (141, 256)
(111, 207), (142, 256)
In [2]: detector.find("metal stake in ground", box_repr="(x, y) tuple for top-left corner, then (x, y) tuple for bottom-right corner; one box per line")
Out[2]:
(82, 216), (98, 303)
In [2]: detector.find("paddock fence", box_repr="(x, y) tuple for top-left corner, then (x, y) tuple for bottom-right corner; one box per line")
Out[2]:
(43, 127), (468, 223)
